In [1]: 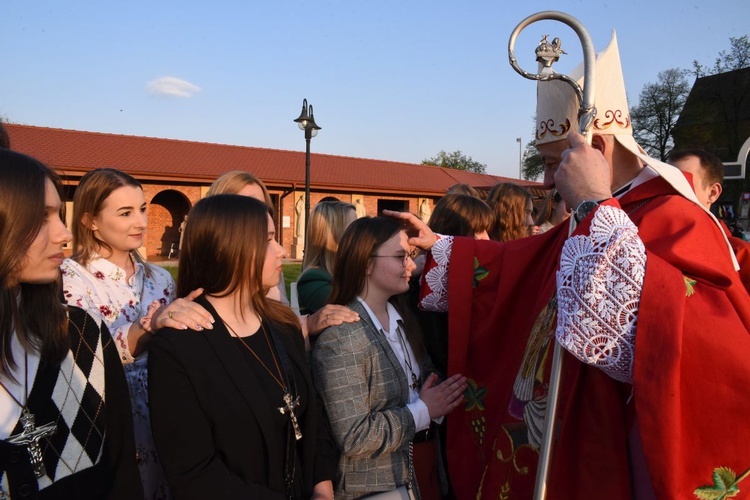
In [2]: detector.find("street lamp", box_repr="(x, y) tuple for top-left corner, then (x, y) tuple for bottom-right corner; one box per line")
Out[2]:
(293, 98), (321, 252)
(516, 137), (523, 179)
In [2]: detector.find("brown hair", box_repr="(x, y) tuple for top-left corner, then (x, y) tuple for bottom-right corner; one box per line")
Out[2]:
(329, 216), (425, 360)
(302, 200), (356, 274)
(0, 149), (68, 378)
(446, 183), (480, 198)
(178, 195), (298, 330)
(534, 188), (563, 226)
(71, 168), (153, 276)
(429, 194), (495, 237)
(667, 149), (725, 188)
(206, 170), (275, 216)
(486, 183), (533, 242)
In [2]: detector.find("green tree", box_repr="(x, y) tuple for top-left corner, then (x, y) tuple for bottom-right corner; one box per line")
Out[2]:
(522, 139), (544, 181)
(422, 150), (487, 174)
(630, 68), (691, 160)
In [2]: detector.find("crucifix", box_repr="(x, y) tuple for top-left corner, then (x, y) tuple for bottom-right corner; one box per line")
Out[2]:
(7, 408), (57, 478)
(278, 392), (302, 440)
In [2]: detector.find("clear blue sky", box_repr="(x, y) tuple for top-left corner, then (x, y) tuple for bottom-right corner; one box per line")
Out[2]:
(2, 0), (748, 179)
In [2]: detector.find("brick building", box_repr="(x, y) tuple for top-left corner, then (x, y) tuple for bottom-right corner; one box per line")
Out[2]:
(6, 124), (541, 258)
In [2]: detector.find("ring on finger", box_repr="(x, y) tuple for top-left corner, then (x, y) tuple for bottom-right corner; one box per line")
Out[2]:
(168, 311), (174, 320)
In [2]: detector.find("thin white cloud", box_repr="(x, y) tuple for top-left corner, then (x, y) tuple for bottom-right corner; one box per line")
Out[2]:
(147, 76), (201, 98)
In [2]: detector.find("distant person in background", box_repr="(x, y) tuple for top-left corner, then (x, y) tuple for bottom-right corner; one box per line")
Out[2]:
(668, 149), (750, 292)
(534, 188), (569, 234)
(298, 201), (357, 316)
(667, 149), (724, 212)
(485, 183), (535, 242)
(445, 183), (481, 198)
(207, 171), (288, 305)
(208, 172), (359, 347)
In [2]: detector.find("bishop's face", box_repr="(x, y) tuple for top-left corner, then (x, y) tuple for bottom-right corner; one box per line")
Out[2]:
(536, 139), (570, 190)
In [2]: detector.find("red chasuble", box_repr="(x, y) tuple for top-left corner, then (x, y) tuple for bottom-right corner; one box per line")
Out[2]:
(429, 176), (750, 499)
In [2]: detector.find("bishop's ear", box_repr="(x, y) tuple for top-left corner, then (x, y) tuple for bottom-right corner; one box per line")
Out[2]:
(590, 134), (608, 154)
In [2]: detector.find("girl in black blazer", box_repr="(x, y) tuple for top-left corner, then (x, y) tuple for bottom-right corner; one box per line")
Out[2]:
(149, 195), (336, 499)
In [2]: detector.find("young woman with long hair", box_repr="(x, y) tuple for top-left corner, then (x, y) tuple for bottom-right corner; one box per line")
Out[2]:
(0, 150), (142, 499)
(61, 168), (214, 499)
(207, 171), (358, 344)
(534, 188), (569, 233)
(298, 201), (357, 315)
(312, 216), (467, 499)
(148, 195), (336, 499)
(486, 183), (535, 242)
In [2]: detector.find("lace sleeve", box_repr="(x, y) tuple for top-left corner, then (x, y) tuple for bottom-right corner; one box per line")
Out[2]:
(419, 235), (453, 312)
(555, 205), (646, 383)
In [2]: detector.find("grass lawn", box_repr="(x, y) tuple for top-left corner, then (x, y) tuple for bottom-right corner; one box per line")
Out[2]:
(157, 261), (303, 299)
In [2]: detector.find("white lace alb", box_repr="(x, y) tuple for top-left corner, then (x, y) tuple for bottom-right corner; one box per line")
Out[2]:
(556, 205), (646, 383)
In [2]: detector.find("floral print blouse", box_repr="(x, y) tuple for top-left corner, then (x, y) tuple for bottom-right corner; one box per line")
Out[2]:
(61, 256), (176, 364)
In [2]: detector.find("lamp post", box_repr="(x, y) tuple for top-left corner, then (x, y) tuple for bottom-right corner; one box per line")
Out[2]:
(516, 137), (523, 179)
(293, 98), (321, 252)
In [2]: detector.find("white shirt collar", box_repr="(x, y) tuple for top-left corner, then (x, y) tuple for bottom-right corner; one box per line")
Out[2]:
(356, 296), (402, 337)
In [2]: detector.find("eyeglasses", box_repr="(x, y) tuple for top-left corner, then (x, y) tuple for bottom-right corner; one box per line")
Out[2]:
(371, 248), (420, 267)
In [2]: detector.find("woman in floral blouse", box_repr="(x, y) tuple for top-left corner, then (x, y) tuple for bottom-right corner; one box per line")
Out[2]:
(61, 168), (214, 500)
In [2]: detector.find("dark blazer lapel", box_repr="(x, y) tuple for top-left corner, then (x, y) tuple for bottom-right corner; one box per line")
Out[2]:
(195, 297), (278, 459)
(348, 299), (409, 401)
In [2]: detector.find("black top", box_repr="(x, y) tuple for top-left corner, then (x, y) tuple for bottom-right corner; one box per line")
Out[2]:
(0, 306), (143, 500)
(149, 296), (336, 499)
(233, 327), (305, 498)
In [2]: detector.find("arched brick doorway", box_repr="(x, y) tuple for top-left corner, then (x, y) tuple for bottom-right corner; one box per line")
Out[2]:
(148, 189), (191, 258)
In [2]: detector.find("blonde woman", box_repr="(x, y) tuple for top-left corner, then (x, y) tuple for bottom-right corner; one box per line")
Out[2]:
(298, 201), (356, 315)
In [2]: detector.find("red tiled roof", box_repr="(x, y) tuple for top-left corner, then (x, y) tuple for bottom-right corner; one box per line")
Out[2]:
(6, 124), (541, 196)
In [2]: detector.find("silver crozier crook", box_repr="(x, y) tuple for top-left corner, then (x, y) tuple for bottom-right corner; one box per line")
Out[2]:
(507, 11), (598, 500)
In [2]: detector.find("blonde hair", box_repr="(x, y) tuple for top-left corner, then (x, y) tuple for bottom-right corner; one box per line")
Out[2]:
(302, 201), (356, 274)
(206, 171), (274, 215)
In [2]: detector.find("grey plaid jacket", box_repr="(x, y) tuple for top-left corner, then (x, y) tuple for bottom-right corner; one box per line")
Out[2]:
(311, 299), (424, 499)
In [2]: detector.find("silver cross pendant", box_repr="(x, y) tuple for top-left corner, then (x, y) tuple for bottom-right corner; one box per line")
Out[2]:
(278, 392), (303, 441)
(7, 408), (57, 478)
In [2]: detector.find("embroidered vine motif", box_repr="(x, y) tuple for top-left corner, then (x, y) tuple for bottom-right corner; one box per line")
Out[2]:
(464, 378), (488, 446)
(694, 466), (750, 499)
(556, 205), (646, 384)
(473, 257), (489, 288)
(536, 118), (571, 140)
(465, 378), (487, 412)
(684, 276), (697, 297)
(593, 109), (631, 130)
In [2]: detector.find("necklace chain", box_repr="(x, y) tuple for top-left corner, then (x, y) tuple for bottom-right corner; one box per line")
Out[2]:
(395, 323), (420, 391)
(224, 320), (286, 391)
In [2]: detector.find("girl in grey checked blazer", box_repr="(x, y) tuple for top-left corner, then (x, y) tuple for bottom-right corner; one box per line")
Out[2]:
(312, 217), (466, 499)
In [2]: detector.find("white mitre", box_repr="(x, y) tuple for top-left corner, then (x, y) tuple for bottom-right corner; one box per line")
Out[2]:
(534, 31), (737, 269)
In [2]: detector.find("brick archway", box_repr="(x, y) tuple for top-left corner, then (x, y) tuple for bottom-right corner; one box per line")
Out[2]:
(148, 189), (191, 257)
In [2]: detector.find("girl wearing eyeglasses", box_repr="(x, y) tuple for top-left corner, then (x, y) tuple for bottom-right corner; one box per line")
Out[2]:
(311, 216), (466, 499)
